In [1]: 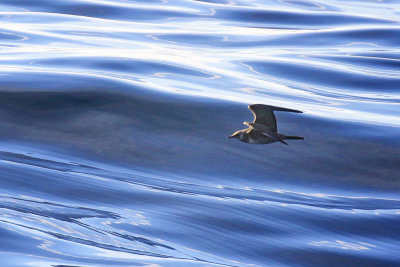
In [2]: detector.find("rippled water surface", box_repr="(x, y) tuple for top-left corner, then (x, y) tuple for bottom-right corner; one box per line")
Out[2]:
(0, 0), (400, 266)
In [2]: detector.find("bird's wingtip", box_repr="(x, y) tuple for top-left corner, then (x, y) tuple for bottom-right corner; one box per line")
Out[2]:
(248, 104), (262, 109)
(248, 104), (304, 113)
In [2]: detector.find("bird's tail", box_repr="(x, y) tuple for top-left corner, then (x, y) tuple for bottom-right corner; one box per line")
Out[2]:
(284, 136), (304, 140)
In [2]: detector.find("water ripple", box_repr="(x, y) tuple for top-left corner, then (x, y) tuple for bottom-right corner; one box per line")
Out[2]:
(1, 0), (400, 266)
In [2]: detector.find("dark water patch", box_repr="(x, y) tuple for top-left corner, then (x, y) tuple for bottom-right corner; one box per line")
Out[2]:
(281, 0), (340, 11)
(244, 60), (400, 91)
(234, 27), (400, 48)
(2, 151), (400, 211)
(264, 247), (400, 267)
(27, 57), (213, 78)
(155, 27), (400, 49)
(132, 199), (400, 266)
(0, 0), (201, 21)
(0, 193), (246, 266)
(307, 54), (400, 72)
(0, 73), (399, 193)
(1, 152), (398, 266)
(215, 8), (398, 28)
(0, 195), (120, 222)
(0, 31), (26, 41)
(0, 71), (139, 92)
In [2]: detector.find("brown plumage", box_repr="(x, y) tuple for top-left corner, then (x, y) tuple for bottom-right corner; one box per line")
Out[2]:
(228, 104), (304, 145)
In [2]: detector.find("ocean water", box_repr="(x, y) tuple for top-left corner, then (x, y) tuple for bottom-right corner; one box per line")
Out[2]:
(0, 0), (399, 266)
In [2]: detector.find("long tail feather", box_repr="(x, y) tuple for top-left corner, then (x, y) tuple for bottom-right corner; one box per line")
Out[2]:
(284, 136), (304, 140)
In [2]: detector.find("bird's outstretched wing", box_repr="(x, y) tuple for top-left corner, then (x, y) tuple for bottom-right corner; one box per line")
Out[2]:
(248, 104), (302, 131)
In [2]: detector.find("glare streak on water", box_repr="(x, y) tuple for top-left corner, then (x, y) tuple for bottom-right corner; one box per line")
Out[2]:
(0, 0), (400, 266)
(0, 9), (399, 125)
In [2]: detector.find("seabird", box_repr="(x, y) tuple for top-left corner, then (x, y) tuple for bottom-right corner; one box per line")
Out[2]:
(228, 104), (304, 145)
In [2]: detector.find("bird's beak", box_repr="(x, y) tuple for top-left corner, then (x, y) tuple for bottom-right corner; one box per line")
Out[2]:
(227, 135), (233, 139)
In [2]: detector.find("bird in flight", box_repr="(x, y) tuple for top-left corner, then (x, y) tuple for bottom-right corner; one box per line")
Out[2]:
(228, 104), (304, 145)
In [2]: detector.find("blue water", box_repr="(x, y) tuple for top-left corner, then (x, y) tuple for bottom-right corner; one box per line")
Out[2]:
(0, 0), (400, 266)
